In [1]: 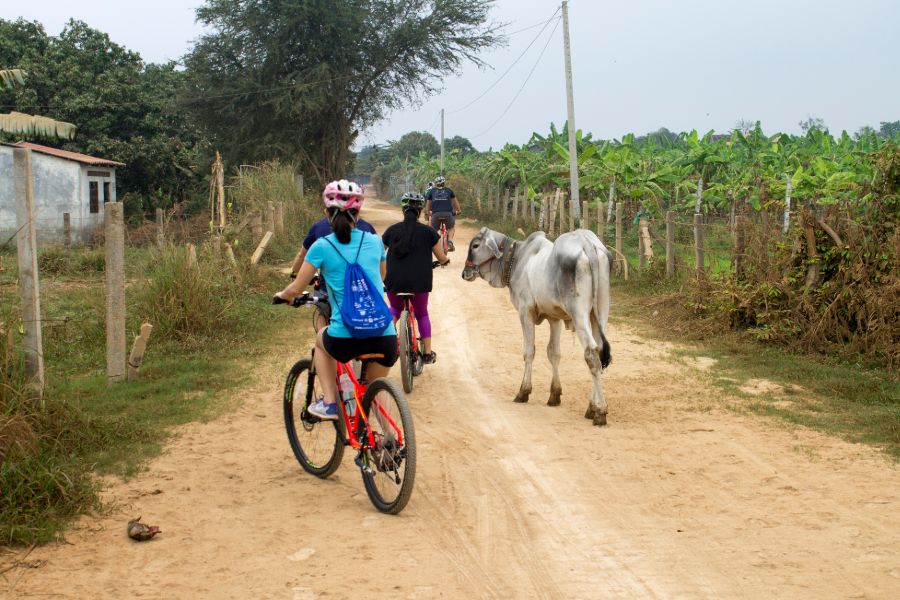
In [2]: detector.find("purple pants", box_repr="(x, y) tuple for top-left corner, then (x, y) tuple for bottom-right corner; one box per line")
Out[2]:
(387, 292), (432, 338)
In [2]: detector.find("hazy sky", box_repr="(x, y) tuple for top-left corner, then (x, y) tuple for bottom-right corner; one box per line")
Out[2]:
(11, 0), (900, 150)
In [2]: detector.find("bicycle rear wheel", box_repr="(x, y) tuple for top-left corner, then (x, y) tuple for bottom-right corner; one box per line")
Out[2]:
(283, 358), (344, 478)
(440, 228), (449, 255)
(359, 378), (416, 514)
(397, 310), (414, 393)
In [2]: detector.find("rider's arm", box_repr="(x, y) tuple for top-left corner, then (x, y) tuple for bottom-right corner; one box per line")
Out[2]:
(380, 259), (387, 281)
(451, 195), (461, 215)
(277, 261), (317, 301)
(424, 198), (432, 217)
(290, 246), (308, 276)
(432, 241), (449, 265)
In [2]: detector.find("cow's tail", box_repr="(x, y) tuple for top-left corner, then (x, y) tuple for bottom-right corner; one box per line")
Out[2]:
(583, 235), (612, 369)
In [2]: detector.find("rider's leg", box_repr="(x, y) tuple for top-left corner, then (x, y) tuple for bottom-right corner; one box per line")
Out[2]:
(448, 226), (456, 242)
(314, 328), (339, 405)
(412, 293), (432, 354)
(386, 292), (404, 324)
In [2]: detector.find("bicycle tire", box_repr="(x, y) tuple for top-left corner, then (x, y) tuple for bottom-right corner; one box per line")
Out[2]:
(283, 358), (344, 478)
(441, 228), (449, 255)
(411, 340), (425, 377)
(359, 377), (416, 514)
(397, 310), (414, 393)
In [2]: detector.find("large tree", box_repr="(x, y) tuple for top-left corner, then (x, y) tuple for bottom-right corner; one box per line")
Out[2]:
(183, 0), (501, 184)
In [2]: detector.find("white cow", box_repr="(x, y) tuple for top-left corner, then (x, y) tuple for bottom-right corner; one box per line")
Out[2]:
(462, 227), (613, 425)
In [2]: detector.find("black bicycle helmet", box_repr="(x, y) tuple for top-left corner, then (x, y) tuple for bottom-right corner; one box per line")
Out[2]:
(401, 191), (425, 210)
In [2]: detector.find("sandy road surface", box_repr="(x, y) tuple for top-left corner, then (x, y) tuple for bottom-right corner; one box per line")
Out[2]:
(4, 199), (899, 599)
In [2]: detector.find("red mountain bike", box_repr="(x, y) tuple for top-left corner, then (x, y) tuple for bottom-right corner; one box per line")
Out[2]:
(396, 260), (446, 393)
(275, 291), (416, 514)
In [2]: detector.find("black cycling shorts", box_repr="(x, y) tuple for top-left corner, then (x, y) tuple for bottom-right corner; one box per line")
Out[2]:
(431, 211), (455, 229)
(322, 329), (399, 367)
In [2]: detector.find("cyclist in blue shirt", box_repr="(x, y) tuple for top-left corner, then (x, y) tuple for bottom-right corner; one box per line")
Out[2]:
(424, 175), (461, 251)
(276, 180), (398, 421)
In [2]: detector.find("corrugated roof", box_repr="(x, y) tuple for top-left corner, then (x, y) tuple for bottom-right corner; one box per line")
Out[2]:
(13, 142), (126, 168)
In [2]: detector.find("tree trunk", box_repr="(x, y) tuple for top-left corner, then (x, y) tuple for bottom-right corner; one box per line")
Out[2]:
(801, 204), (820, 289)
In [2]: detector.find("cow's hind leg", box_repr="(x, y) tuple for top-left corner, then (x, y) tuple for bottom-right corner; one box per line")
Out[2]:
(573, 315), (608, 426)
(514, 310), (535, 403)
(547, 319), (563, 406)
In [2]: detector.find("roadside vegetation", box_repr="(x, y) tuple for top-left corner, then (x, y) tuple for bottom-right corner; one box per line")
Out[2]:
(0, 163), (318, 545)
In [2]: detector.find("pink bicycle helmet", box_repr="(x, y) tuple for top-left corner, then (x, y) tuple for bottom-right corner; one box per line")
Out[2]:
(322, 179), (364, 210)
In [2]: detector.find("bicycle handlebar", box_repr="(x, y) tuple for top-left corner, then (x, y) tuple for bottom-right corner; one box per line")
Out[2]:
(273, 290), (328, 307)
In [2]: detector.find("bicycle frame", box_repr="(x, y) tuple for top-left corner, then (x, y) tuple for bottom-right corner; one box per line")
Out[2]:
(311, 350), (405, 453)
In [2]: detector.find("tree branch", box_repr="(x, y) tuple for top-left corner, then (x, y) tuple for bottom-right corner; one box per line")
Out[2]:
(813, 214), (846, 249)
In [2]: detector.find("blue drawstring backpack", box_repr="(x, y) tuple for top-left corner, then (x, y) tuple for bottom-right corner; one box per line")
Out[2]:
(322, 232), (393, 338)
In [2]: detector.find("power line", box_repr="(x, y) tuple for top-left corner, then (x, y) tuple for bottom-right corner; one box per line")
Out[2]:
(470, 17), (561, 140)
(447, 8), (561, 116)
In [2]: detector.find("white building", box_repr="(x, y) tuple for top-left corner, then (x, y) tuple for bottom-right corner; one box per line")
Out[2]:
(0, 141), (125, 246)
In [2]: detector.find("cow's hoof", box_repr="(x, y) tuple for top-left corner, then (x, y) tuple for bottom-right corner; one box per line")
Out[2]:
(584, 405), (595, 420)
(592, 413), (608, 427)
(547, 394), (561, 407)
(513, 392), (529, 404)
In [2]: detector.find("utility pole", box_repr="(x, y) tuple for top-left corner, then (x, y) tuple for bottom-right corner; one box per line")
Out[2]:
(561, 0), (580, 219)
(440, 108), (445, 175)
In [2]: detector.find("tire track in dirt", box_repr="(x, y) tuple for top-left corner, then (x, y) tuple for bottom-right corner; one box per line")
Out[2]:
(4, 198), (898, 599)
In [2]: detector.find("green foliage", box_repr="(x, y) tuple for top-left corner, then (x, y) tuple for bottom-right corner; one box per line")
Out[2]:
(184, 0), (501, 183)
(0, 18), (207, 208)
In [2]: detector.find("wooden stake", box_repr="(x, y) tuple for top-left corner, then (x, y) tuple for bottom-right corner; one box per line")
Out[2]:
(13, 148), (44, 399)
(250, 231), (274, 265)
(538, 194), (546, 231)
(63, 212), (72, 260)
(502, 189), (510, 220)
(275, 201), (285, 234)
(127, 323), (153, 382)
(615, 202), (624, 276)
(666, 211), (675, 278)
(693, 213), (705, 276)
(639, 215), (653, 269)
(581, 202), (588, 229)
(266, 202), (276, 235)
(186, 243), (198, 269)
(512, 186), (520, 225)
(216, 152), (226, 229)
(224, 242), (237, 266)
(598, 202), (606, 242)
(105, 201), (126, 385)
(156, 208), (164, 246)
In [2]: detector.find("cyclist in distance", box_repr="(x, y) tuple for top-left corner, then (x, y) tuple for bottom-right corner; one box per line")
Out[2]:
(275, 180), (398, 421)
(382, 192), (450, 364)
(424, 175), (461, 251)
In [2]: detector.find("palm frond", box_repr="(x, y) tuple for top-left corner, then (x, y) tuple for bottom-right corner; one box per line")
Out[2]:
(0, 111), (77, 140)
(0, 69), (27, 89)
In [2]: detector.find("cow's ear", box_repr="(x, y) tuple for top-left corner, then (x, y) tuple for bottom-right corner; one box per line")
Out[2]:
(485, 235), (503, 259)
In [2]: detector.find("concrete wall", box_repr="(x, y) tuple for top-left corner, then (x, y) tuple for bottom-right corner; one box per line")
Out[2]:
(0, 146), (116, 247)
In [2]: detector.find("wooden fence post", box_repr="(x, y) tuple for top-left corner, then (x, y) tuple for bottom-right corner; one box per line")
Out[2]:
(512, 186), (520, 225)
(598, 202), (607, 242)
(266, 202), (276, 235)
(13, 148), (44, 399)
(250, 211), (262, 239)
(783, 175), (792, 234)
(501, 188), (510, 220)
(538, 194), (546, 231)
(156, 208), (165, 246)
(475, 183), (482, 211)
(216, 153), (226, 230)
(63, 212), (72, 260)
(522, 191), (528, 221)
(615, 202), (624, 276)
(224, 242), (237, 266)
(734, 209), (746, 279)
(105, 202), (126, 385)
(666, 210), (675, 278)
(548, 189), (559, 237)
(639, 215), (652, 270)
(581, 202), (588, 229)
(275, 201), (285, 234)
(568, 191), (575, 232)
(607, 182), (616, 223)
(250, 231), (274, 265)
(127, 323), (153, 382)
(693, 213), (705, 276)
(186, 243), (198, 269)
(558, 191), (566, 233)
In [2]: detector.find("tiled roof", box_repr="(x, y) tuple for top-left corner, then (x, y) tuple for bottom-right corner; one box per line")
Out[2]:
(13, 142), (125, 167)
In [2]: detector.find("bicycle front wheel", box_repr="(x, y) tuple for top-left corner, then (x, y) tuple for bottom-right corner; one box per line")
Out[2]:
(283, 358), (344, 478)
(360, 378), (416, 514)
(397, 310), (414, 393)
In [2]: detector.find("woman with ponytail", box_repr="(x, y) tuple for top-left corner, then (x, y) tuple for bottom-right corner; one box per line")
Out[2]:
(275, 180), (398, 421)
(382, 192), (450, 364)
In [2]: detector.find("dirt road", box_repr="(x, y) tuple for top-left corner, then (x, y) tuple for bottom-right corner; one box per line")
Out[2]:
(5, 200), (899, 599)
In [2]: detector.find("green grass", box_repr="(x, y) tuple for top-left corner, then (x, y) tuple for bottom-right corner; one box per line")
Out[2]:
(1, 211), (312, 545)
(613, 283), (900, 460)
